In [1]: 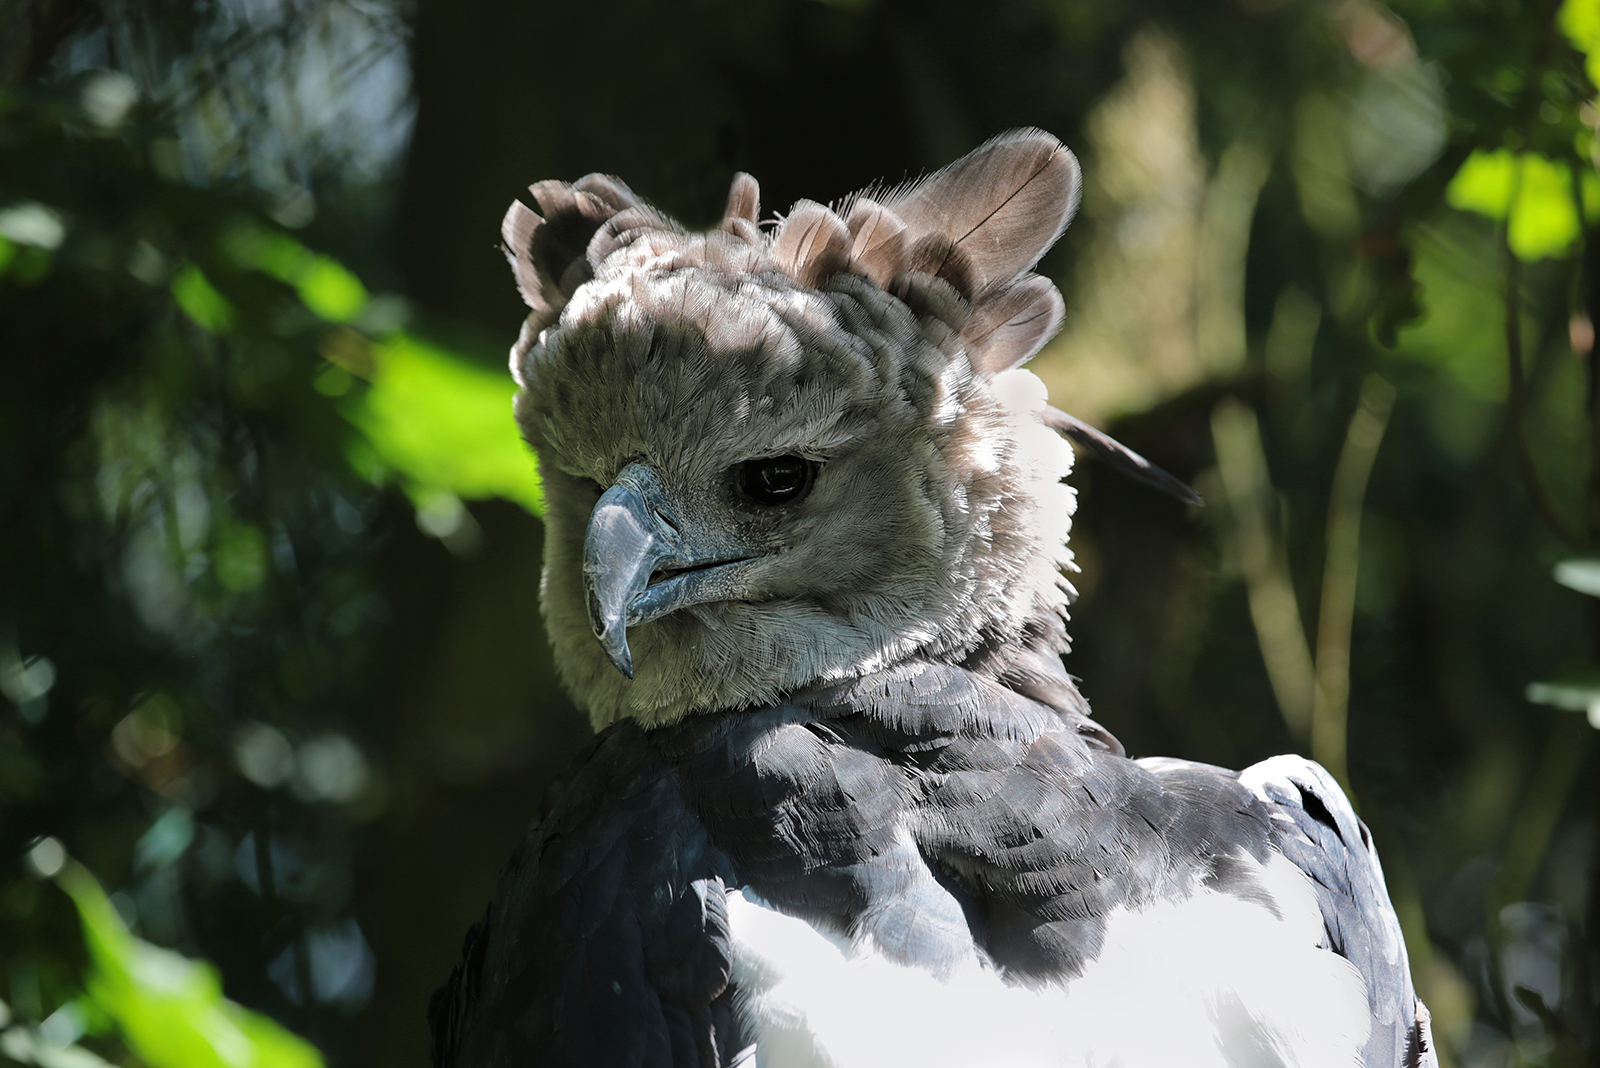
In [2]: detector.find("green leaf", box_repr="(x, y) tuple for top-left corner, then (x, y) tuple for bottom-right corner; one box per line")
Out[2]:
(1527, 681), (1600, 728)
(213, 521), (268, 593)
(1562, 0), (1600, 88)
(171, 265), (235, 333)
(347, 334), (542, 515)
(294, 258), (367, 323)
(225, 227), (368, 324)
(1391, 221), (1515, 407)
(0, 1022), (119, 1068)
(1554, 558), (1600, 597)
(1445, 149), (1600, 260)
(56, 863), (325, 1068)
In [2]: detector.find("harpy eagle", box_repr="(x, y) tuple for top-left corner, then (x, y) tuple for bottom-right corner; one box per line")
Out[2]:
(429, 130), (1437, 1067)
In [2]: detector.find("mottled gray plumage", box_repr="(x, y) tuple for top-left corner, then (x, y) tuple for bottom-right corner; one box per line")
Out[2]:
(431, 131), (1435, 1067)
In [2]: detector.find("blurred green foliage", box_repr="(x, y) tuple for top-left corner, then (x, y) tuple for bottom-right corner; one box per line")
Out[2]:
(0, 15), (528, 1062)
(349, 334), (544, 518)
(1447, 151), (1600, 261)
(59, 860), (324, 1068)
(1528, 561), (1600, 728)
(4, 0), (1600, 1065)
(0, 855), (326, 1068)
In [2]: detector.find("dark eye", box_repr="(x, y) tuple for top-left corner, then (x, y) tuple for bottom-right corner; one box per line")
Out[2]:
(737, 455), (817, 506)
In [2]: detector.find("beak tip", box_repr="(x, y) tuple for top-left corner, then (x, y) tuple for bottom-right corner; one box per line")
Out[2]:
(595, 624), (635, 680)
(611, 649), (635, 680)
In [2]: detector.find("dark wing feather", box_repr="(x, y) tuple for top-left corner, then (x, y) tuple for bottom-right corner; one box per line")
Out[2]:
(429, 723), (741, 1068)
(1242, 757), (1438, 1068)
(656, 662), (1273, 983)
(1042, 406), (1203, 505)
(437, 664), (1434, 1065)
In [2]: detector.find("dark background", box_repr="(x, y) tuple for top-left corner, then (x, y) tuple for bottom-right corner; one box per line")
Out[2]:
(3, 0), (1598, 1064)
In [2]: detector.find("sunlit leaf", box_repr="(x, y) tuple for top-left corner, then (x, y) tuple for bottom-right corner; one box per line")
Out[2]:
(171, 265), (234, 333)
(1561, 0), (1600, 88)
(56, 863), (324, 1068)
(1393, 222), (1513, 408)
(1445, 149), (1600, 260)
(347, 334), (542, 515)
(294, 259), (367, 323)
(1554, 558), (1600, 597)
(226, 228), (368, 324)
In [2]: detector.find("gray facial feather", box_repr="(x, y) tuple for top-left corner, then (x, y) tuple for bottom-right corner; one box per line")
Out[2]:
(505, 130), (1083, 728)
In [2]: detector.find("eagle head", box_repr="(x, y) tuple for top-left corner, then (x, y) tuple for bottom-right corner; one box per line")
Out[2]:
(505, 130), (1085, 728)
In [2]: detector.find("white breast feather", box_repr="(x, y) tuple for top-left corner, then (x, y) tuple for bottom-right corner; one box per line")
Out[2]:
(726, 852), (1371, 1068)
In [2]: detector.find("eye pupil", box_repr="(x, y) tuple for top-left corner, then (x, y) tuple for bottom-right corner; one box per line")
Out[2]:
(739, 456), (816, 505)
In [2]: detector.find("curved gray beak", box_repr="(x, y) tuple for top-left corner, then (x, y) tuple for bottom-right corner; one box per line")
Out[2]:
(582, 463), (755, 679)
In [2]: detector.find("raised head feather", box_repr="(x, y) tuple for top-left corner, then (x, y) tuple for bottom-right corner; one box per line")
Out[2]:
(880, 128), (1080, 297)
(501, 200), (549, 316)
(720, 172), (763, 245)
(961, 276), (1065, 376)
(571, 174), (638, 214)
(723, 172), (761, 226)
(844, 198), (906, 288)
(906, 233), (977, 298)
(771, 201), (851, 289)
(501, 174), (641, 324)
